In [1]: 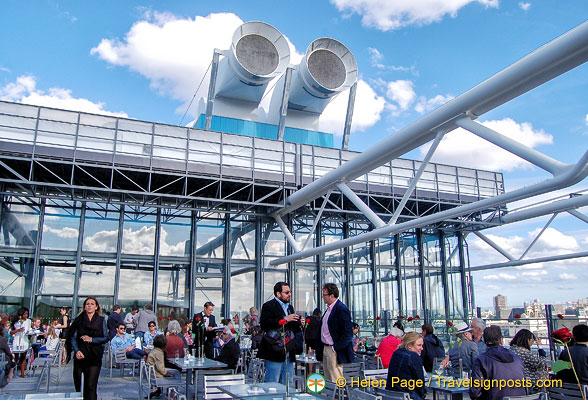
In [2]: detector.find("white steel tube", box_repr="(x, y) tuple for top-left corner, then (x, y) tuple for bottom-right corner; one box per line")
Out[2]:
(456, 118), (567, 175)
(336, 182), (385, 228)
(473, 231), (515, 261)
(498, 194), (588, 224)
(274, 215), (301, 253)
(278, 20), (588, 217)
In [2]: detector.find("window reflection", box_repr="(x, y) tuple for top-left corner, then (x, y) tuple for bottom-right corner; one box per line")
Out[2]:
(122, 211), (156, 255)
(42, 205), (80, 251)
(83, 205), (120, 253)
(118, 261), (153, 302)
(78, 258), (116, 296)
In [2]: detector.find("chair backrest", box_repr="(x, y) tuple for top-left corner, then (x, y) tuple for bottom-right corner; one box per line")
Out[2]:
(548, 382), (587, 399)
(246, 358), (264, 382)
(346, 387), (382, 400)
(342, 362), (363, 379)
(363, 368), (388, 380)
(139, 360), (152, 397)
(319, 381), (341, 400)
(503, 394), (548, 400)
(203, 374), (245, 399)
(364, 355), (384, 369)
(375, 388), (411, 400)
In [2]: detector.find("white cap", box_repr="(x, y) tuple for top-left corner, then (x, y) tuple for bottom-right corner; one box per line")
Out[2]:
(454, 322), (472, 334)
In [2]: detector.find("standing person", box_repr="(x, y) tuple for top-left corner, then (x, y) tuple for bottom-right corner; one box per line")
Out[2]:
(421, 323), (445, 373)
(55, 306), (70, 339)
(192, 301), (217, 358)
(386, 332), (427, 400)
(257, 282), (301, 384)
(469, 325), (526, 400)
(444, 322), (479, 377)
(10, 307), (31, 378)
(124, 306), (138, 334)
(66, 297), (108, 400)
(304, 308), (322, 354)
(316, 283), (354, 382)
(470, 318), (487, 354)
(133, 304), (157, 341)
(107, 304), (124, 340)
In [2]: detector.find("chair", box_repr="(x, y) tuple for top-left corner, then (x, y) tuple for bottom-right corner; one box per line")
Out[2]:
(203, 373), (245, 399)
(30, 341), (64, 385)
(112, 347), (140, 377)
(374, 388), (411, 400)
(315, 380), (341, 399)
(346, 387), (382, 400)
(2, 362), (49, 393)
(195, 369), (234, 399)
(548, 382), (588, 399)
(503, 394), (548, 400)
(363, 368), (388, 381)
(245, 358), (264, 384)
(342, 362), (363, 380)
(363, 354), (384, 369)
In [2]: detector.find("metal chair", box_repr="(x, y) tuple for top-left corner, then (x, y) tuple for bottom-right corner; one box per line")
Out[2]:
(342, 362), (363, 380)
(244, 358), (264, 384)
(195, 369), (234, 399)
(346, 387), (382, 400)
(548, 382), (588, 400)
(2, 362), (49, 393)
(374, 388), (411, 400)
(315, 380), (341, 399)
(112, 347), (140, 377)
(203, 373), (245, 399)
(503, 394), (548, 400)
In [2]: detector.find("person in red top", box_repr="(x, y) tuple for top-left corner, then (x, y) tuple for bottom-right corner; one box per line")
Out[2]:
(163, 320), (185, 371)
(376, 327), (403, 368)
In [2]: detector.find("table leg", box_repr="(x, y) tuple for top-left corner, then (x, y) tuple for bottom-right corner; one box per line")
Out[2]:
(186, 369), (192, 399)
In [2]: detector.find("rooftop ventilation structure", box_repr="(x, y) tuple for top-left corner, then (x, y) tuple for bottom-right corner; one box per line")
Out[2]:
(214, 21), (290, 104)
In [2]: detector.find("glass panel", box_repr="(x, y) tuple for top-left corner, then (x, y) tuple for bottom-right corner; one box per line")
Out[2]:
(118, 261), (154, 304)
(193, 290), (223, 318)
(322, 222), (343, 262)
(295, 265), (317, 314)
(378, 267), (399, 323)
(38, 259), (76, 295)
(324, 265), (346, 304)
(231, 265), (255, 314)
(35, 295), (73, 320)
(78, 258), (116, 297)
(263, 259), (287, 304)
(423, 233), (445, 322)
(41, 205), (81, 251)
(196, 218), (224, 258)
(157, 262), (188, 317)
(230, 220), (256, 260)
(400, 232), (422, 321)
(82, 205), (120, 253)
(351, 266), (374, 333)
(1, 202), (40, 250)
(122, 211), (156, 255)
(160, 212), (191, 257)
(446, 234), (465, 321)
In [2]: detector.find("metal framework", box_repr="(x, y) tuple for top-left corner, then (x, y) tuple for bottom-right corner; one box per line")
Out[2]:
(270, 19), (588, 267)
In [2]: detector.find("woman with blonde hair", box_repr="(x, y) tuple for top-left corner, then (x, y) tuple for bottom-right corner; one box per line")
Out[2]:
(38, 324), (60, 356)
(386, 332), (427, 400)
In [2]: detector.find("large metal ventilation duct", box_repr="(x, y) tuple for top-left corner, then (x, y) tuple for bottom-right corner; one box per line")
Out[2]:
(214, 21), (290, 104)
(288, 38), (358, 114)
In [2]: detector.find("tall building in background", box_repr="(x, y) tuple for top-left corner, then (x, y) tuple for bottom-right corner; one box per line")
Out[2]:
(494, 294), (508, 319)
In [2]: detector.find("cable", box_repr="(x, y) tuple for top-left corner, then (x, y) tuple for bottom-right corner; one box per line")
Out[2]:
(179, 60), (213, 126)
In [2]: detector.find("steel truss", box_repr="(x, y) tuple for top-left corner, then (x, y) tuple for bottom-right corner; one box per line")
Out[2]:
(271, 20), (588, 266)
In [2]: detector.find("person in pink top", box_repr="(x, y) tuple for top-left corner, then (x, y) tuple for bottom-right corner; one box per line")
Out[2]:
(376, 327), (403, 368)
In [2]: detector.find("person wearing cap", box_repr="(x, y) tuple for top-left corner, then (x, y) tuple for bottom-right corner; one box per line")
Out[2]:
(214, 327), (240, 370)
(469, 325), (525, 400)
(444, 321), (478, 377)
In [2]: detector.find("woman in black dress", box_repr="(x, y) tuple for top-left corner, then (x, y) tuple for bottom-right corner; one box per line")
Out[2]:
(66, 297), (108, 400)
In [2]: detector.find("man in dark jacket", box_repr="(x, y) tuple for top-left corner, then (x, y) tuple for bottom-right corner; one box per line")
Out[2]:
(214, 327), (240, 370)
(556, 324), (588, 384)
(192, 301), (217, 358)
(470, 325), (526, 400)
(316, 283), (355, 382)
(107, 304), (124, 340)
(421, 323), (445, 372)
(257, 282), (301, 384)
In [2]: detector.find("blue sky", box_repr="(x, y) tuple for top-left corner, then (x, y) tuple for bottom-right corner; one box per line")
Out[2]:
(1, 0), (588, 308)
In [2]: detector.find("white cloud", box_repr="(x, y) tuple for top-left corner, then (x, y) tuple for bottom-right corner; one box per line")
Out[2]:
(367, 47), (411, 72)
(560, 273), (578, 280)
(385, 80), (416, 111)
(43, 225), (79, 239)
(84, 230), (118, 252)
(91, 12), (242, 105)
(422, 117), (553, 171)
(487, 284), (500, 290)
(83, 226), (186, 255)
(0, 75), (127, 117)
(414, 94), (454, 114)
(0, 66), (10, 73)
(330, 0), (499, 31)
(319, 79), (386, 134)
(519, 2), (531, 11)
(585, 113), (588, 126)
(483, 273), (517, 280)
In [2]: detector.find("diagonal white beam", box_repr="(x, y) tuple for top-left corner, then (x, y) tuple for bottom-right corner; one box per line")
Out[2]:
(518, 212), (557, 260)
(470, 250), (588, 271)
(456, 117), (567, 175)
(274, 215), (301, 253)
(388, 130), (444, 225)
(336, 183), (385, 228)
(302, 190), (332, 251)
(472, 231), (515, 261)
(568, 209), (588, 224)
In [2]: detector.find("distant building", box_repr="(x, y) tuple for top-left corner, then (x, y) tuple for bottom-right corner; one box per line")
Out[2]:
(494, 294), (509, 319)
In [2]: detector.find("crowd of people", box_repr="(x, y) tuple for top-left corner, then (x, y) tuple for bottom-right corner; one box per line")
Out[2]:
(2, 291), (588, 400)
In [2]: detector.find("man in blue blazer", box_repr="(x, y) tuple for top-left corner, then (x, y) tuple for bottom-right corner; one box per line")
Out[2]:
(316, 283), (354, 382)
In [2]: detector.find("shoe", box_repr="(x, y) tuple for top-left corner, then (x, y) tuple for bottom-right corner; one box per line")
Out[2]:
(145, 388), (161, 399)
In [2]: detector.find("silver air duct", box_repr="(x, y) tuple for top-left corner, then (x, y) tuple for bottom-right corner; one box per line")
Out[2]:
(288, 38), (358, 114)
(214, 21), (290, 104)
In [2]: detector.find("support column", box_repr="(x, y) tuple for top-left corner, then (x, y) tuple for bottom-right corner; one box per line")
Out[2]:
(72, 203), (86, 313)
(255, 219), (263, 311)
(113, 204), (124, 304)
(369, 239), (378, 335)
(287, 215), (295, 304)
(316, 223), (323, 310)
(28, 198), (45, 314)
(188, 210), (197, 318)
(394, 234), (404, 317)
(439, 230), (451, 322)
(223, 214), (231, 317)
(343, 221), (351, 306)
(204, 50), (220, 131)
(417, 229), (427, 322)
(152, 208), (161, 312)
(458, 232), (470, 320)
(341, 82), (357, 150)
(277, 68), (293, 141)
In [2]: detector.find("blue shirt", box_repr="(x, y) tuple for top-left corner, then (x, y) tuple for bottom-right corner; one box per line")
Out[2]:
(143, 330), (162, 346)
(110, 333), (134, 350)
(274, 296), (290, 317)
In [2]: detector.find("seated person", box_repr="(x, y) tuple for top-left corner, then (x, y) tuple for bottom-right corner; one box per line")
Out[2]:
(377, 327), (403, 368)
(38, 325), (60, 357)
(251, 325), (263, 350)
(556, 324), (588, 385)
(30, 317), (46, 358)
(386, 332), (426, 400)
(146, 334), (180, 399)
(143, 321), (162, 349)
(110, 323), (148, 360)
(214, 327), (240, 369)
(182, 322), (194, 348)
(163, 320), (185, 370)
(352, 322), (367, 352)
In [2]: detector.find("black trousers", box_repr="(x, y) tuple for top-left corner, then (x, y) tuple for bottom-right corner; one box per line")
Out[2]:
(73, 359), (101, 400)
